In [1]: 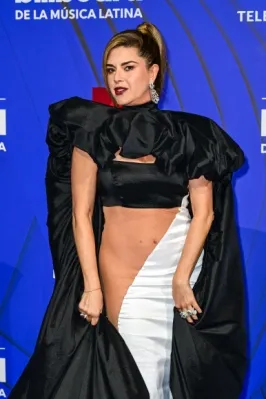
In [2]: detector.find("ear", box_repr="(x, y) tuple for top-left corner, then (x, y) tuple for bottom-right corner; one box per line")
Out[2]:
(149, 64), (159, 82)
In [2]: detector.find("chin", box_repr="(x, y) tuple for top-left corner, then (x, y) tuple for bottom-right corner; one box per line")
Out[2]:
(112, 92), (136, 107)
(114, 97), (132, 106)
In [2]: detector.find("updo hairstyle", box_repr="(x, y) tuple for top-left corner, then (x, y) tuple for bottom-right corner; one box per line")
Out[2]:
(102, 22), (167, 95)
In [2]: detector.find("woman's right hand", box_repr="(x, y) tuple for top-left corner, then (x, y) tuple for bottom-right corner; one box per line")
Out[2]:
(78, 289), (103, 326)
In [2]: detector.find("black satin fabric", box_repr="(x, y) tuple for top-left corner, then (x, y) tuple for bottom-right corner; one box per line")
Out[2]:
(98, 162), (188, 208)
(9, 96), (247, 399)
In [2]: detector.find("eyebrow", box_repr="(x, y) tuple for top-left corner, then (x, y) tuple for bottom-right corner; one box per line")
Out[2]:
(106, 61), (139, 67)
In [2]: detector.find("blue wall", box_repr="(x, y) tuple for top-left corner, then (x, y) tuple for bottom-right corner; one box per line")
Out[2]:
(0, 1), (266, 397)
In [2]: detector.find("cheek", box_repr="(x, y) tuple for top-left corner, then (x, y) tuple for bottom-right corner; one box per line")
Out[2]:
(131, 71), (149, 91)
(106, 74), (112, 87)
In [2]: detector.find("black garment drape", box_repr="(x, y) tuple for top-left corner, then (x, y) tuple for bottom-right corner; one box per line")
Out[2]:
(9, 97), (247, 399)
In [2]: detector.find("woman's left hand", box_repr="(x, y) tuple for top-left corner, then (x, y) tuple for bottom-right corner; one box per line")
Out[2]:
(172, 276), (202, 323)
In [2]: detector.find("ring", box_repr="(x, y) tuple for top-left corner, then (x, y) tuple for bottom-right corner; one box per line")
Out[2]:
(179, 310), (188, 319)
(80, 312), (87, 319)
(179, 308), (198, 319)
(187, 308), (197, 316)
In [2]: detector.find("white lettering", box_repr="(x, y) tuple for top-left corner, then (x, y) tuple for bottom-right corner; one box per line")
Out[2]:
(255, 10), (266, 21)
(15, 4), (142, 19)
(237, 11), (246, 22)
(0, 389), (7, 398)
(0, 358), (6, 383)
(33, 9), (48, 19)
(131, 7), (141, 18)
(0, 109), (6, 136)
(50, 9), (60, 18)
(15, 9), (31, 19)
(261, 109), (266, 137)
(0, 143), (7, 152)
(261, 143), (266, 154)
(15, 0), (72, 3)
(99, 7), (142, 19)
(237, 10), (266, 22)
(50, 8), (96, 19)
(246, 11), (254, 22)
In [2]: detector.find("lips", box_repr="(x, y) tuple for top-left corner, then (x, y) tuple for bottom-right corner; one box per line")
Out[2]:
(114, 87), (128, 96)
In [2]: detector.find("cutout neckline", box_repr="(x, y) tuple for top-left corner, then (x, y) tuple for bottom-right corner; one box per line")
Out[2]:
(112, 159), (157, 166)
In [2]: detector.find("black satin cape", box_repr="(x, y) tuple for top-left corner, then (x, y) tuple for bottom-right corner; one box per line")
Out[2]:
(9, 96), (247, 399)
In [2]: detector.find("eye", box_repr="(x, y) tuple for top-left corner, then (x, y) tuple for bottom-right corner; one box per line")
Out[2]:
(106, 67), (115, 74)
(124, 65), (134, 71)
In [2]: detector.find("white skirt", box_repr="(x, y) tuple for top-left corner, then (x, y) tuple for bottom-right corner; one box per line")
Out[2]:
(118, 195), (204, 399)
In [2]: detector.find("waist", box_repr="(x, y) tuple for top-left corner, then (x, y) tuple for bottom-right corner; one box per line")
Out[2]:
(99, 206), (191, 267)
(101, 206), (187, 250)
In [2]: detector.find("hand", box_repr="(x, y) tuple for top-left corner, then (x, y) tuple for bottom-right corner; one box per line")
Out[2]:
(172, 277), (202, 324)
(78, 289), (103, 326)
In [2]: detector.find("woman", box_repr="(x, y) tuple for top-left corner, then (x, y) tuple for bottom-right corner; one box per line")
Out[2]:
(9, 22), (247, 399)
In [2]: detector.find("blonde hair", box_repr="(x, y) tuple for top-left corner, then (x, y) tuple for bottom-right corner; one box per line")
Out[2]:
(102, 22), (167, 96)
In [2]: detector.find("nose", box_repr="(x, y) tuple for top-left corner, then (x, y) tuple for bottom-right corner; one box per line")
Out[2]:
(113, 68), (123, 84)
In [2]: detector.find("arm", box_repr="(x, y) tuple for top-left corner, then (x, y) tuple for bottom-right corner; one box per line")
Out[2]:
(174, 175), (214, 283)
(71, 147), (102, 325)
(172, 175), (214, 323)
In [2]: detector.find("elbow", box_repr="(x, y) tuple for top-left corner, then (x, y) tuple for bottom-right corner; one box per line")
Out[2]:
(72, 209), (93, 230)
(206, 211), (215, 228)
(193, 211), (214, 229)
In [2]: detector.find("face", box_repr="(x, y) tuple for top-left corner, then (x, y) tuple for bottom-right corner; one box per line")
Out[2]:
(105, 46), (159, 106)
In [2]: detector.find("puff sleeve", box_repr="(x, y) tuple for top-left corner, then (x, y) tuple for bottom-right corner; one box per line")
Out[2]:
(183, 115), (245, 181)
(46, 96), (118, 170)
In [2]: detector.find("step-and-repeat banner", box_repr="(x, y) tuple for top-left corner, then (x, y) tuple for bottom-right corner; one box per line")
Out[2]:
(0, 1), (266, 397)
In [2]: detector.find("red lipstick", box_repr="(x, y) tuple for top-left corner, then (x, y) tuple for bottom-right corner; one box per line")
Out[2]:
(114, 87), (128, 96)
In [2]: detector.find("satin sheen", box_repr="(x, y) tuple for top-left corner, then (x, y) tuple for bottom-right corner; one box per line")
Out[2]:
(118, 195), (203, 398)
(98, 161), (188, 208)
(8, 96), (248, 399)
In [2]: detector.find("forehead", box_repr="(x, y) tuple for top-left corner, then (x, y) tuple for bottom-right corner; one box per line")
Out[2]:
(107, 46), (143, 65)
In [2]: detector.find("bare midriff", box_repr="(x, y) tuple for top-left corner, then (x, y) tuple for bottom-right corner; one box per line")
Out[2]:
(99, 205), (180, 327)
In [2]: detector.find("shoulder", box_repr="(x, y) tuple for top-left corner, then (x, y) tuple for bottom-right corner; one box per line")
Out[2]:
(48, 95), (117, 126)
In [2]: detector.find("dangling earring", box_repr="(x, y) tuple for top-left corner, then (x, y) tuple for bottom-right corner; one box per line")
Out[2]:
(149, 81), (160, 104)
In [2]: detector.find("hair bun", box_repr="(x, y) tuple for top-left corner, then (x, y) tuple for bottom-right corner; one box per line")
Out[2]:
(137, 22), (154, 37)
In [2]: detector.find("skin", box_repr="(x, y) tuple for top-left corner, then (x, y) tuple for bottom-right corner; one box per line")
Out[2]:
(73, 46), (214, 326)
(105, 46), (159, 106)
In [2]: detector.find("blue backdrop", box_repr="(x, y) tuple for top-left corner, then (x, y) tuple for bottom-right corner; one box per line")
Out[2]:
(0, 0), (266, 397)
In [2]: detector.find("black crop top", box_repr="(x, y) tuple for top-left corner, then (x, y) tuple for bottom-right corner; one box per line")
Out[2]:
(97, 161), (188, 208)
(46, 96), (245, 210)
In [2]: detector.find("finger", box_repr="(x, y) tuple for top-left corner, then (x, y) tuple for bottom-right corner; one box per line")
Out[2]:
(87, 312), (101, 319)
(187, 306), (198, 320)
(186, 316), (193, 323)
(91, 317), (99, 326)
(192, 301), (202, 314)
